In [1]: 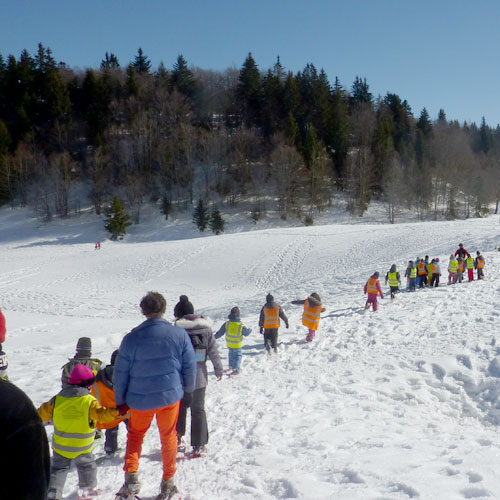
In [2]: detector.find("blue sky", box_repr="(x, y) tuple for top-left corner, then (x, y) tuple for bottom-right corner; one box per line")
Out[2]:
(2, 0), (500, 126)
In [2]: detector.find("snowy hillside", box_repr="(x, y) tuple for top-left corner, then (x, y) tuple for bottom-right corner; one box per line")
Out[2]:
(1, 207), (500, 500)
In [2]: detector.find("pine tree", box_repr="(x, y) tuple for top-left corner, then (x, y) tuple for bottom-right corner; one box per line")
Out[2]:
(171, 55), (195, 97)
(416, 108), (432, 136)
(350, 76), (372, 106)
(236, 53), (262, 127)
(209, 209), (225, 235)
(192, 198), (210, 232)
(131, 48), (151, 74)
(126, 65), (139, 96)
(100, 52), (120, 70)
(105, 196), (132, 240)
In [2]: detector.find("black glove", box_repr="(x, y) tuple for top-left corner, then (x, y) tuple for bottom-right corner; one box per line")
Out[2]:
(181, 392), (193, 408)
(286, 323), (289, 329)
(260, 327), (264, 334)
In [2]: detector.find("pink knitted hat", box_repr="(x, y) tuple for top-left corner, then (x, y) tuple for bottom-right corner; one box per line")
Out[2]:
(68, 364), (94, 385)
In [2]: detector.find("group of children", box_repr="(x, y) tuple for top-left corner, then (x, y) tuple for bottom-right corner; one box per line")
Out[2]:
(32, 292), (326, 499)
(215, 292), (326, 373)
(364, 243), (487, 312)
(36, 338), (125, 499)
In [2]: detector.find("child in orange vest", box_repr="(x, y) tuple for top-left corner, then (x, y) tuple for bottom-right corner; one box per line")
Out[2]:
(364, 272), (384, 311)
(301, 293), (326, 342)
(90, 350), (128, 456)
(475, 251), (485, 279)
(259, 294), (289, 354)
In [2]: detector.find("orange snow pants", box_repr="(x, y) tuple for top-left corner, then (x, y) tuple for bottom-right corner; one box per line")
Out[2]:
(124, 401), (180, 480)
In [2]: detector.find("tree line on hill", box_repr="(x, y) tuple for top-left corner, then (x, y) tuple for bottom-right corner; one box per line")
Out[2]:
(0, 43), (499, 227)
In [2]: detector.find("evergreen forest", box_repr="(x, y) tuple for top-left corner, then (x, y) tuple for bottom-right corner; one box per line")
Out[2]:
(1, 44), (499, 225)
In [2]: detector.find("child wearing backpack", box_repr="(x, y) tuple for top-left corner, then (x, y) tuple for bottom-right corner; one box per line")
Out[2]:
(38, 364), (119, 500)
(61, 337), (103, 388)
(90, 350), (128, 456)
(215, 307), (252, 375)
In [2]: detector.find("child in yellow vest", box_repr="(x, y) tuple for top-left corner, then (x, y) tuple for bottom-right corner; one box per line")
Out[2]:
(215, 307), (252, 375)
(38, 364), (118, 500)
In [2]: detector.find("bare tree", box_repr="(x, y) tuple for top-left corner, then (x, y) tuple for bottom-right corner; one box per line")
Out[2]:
(270, 134), (305, 219)
(50, 151), (77, 217)
(346, 103), (376, 216)
(88, 146), (111, 215)
(383, 156), (407, 223)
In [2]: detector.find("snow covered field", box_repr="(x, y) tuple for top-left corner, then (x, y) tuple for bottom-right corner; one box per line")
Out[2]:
(1, 207), (500, 500)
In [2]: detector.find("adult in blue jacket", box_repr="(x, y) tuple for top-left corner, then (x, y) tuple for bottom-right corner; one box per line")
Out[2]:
(114, 291), (196, 500)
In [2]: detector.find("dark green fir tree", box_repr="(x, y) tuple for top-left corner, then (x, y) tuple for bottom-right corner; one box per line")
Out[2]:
(171, 55), (195, 97)
(100, 52), (120, 70)
(192, 198), (210, 232)
(209, 209), (225, 235)
(105, 196), (131, 240)
(131, 48), (151, 74)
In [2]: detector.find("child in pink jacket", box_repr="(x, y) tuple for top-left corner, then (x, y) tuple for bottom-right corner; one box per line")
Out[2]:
(364, 272), (384, 311)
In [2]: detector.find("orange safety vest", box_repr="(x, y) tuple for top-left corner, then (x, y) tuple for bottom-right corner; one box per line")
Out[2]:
(262, 306), (280, 329)
(476, 257), (485, 269)
(458, 261), (465, 272)
(417, 262), (427, 275)
(91, 381), (127, 430)
(302, 299), (322, 331)
(431, 263), (439, 273)
(366, 277), (379, 295)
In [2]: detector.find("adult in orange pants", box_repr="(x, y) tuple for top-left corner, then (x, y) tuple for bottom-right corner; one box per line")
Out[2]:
(113, 292), (196, 500)
(302, 293), (326, 342)
(125, 403), (179, 481)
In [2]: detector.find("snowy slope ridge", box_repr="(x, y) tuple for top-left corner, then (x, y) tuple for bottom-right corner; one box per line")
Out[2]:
(2, 210), (500, 500)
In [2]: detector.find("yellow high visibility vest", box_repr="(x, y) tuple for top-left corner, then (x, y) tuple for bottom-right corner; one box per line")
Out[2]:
(263, 306), (280, 329)
(449, 259), (458, 273)
(52, 393), (96, 459)
(302, 300), (322, 331)
(409, 266), (417, 278)
(225, 321), (244, 349)
(466, 257), (474, 269)
(387, 271), (399, 288)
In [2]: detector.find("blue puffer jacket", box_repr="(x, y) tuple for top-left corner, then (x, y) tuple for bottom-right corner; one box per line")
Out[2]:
(114, 317), (196, 411)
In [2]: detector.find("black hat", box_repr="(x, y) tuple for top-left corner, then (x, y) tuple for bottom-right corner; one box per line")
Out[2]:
(174, 295), (194, 318)
(228, 306), (240, 319)
(76, 337), (92, 355)
(266, 293), (274, 304)
(373, 271), (380, 278)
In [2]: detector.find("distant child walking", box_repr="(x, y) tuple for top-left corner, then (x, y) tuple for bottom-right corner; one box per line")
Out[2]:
(475, 251), (485, 279)
(364, 272), (384, 311)
(38, 364), (119, 500)
(466, 255), (475, 281)
(301, 293), (326, 342)
(215, 307), (252, 375)
(259, 294), (289, 354)
(385, 264), (401, 299)
(448, 254), (458, 284)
